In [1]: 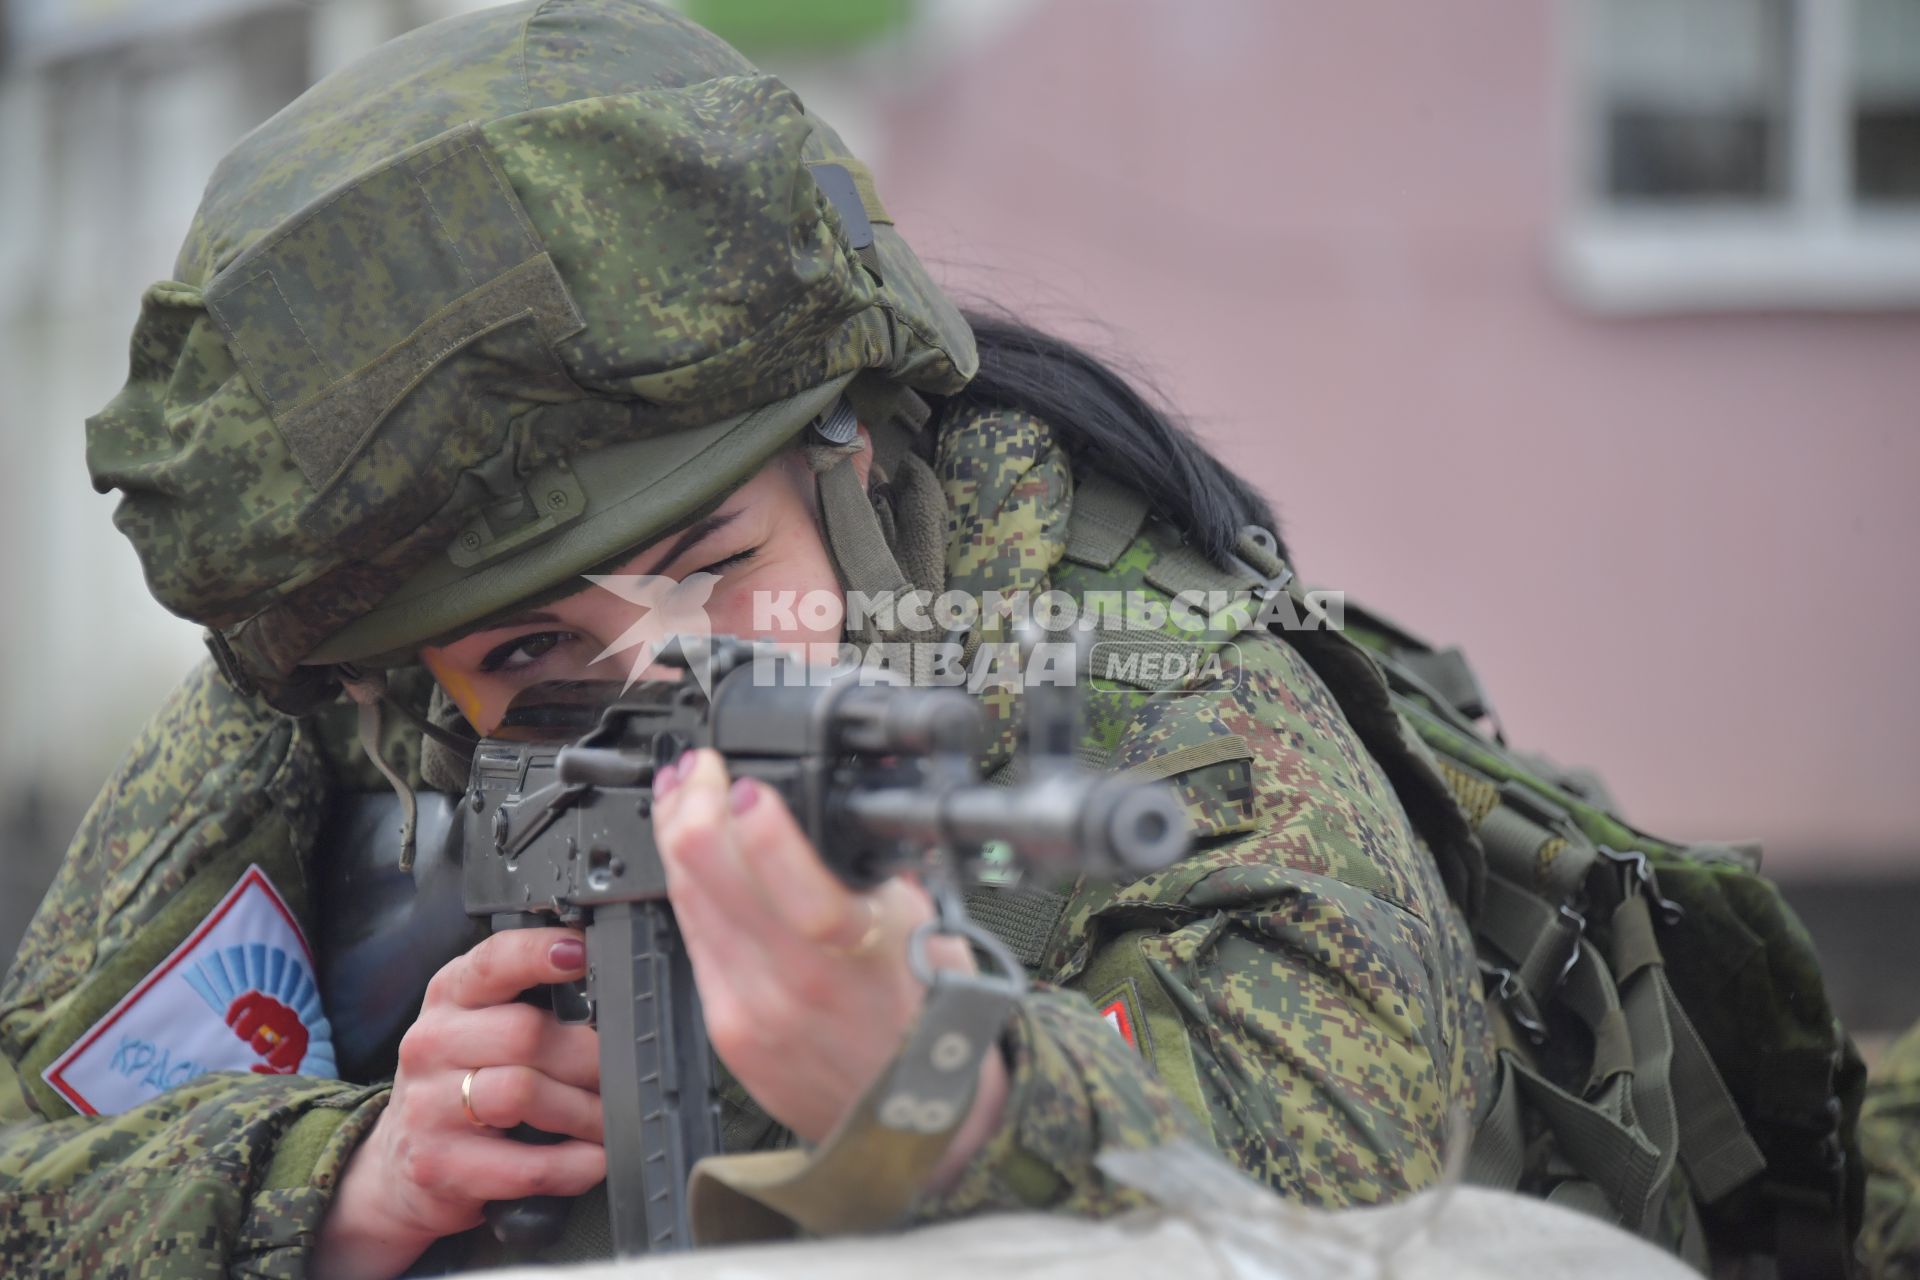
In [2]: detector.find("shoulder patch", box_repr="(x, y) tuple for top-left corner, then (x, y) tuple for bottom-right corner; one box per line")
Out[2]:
(44, 866), (336, 1115)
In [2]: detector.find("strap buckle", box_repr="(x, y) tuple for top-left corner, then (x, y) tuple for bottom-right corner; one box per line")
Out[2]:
(810, 396), (860, 446)
(1552, 902), (1587, 989)
(1225, 525), (1293, 601)
(1479, 959), (1550, 1045)
(1598, 846), (1685, 925)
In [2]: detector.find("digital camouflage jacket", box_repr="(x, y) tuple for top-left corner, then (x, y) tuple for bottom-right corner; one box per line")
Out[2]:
(0, 404), (1492, 1274)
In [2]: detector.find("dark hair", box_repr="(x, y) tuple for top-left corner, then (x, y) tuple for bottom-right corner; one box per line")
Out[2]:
(934, 311), (1286, 570)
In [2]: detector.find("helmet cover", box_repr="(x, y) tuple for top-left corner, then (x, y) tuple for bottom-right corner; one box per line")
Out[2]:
(85, 0), (975, 703)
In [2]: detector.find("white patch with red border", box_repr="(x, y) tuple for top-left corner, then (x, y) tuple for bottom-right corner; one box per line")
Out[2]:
(44, 865), (337, 1116)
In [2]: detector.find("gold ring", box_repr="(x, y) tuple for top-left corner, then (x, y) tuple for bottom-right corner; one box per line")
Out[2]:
(823, 896), (885, 960)
(460, 1067), (489, 1129)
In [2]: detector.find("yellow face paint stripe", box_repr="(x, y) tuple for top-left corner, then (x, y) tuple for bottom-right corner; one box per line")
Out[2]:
(419, 649), (495, 734)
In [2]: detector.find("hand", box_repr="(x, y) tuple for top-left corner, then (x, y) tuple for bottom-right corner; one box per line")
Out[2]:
(224, 990), (307, 1073)
(314, 929), (607, 1280)
(652, 750), (1007, 1177)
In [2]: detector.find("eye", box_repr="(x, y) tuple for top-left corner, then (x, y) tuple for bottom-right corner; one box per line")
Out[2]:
(692, 547), (758, 576)
(479, 630), (574, 674)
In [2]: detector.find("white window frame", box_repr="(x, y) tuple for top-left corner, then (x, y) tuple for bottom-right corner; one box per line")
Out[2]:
(1555, 0), (1920, 312)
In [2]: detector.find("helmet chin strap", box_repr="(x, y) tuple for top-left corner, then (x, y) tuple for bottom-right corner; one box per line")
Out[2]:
(338, 669), (420, 874)
(812, 386), (950, 679)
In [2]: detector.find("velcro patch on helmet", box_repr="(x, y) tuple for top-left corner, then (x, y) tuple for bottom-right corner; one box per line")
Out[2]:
(203, 123), (585, 493)
(807, 162), (876, 252)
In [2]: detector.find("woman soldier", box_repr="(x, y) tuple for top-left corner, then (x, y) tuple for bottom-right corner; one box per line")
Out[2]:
(0, 2), (1491, 1275)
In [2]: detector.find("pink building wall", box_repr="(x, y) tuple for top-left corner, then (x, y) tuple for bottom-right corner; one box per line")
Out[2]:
(878, 0), (1920, 871)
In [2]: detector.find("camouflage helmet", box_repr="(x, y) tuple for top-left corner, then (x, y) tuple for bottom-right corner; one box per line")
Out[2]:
(86, 0), (975, 710)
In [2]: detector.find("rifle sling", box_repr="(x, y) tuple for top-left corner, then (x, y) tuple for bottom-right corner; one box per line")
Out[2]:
(687, 970), (1016, 1242)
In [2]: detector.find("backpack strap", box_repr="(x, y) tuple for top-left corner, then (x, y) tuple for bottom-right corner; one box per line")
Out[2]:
(1605, 877), (1769, 1205)
(1372, 637), (1771, 1230)
(1054, 474), (1778, 1254)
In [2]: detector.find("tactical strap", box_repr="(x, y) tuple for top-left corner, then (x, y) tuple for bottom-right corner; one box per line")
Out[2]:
(815, 405), (950, 689)
(1144, 541), (1260, 600)
(686, 972), (1013, 1243)
(1119, 734), (1252, 782)
(1611, 892), (1767, 1204)
(1081, 628), (1209, 691)
(340, 674), (420, 872)
(820, 456), (915, 610)
(1053, 471), (1776, 1241)
(1462, 767), (1595, 905)
(1480, 874), (1586, 1011)
(1405, 654), (1764, 1239)
(1061, 470), (1151, 570)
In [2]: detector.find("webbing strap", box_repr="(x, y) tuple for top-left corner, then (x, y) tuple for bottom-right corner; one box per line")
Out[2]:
(1144, 542), (1255, 599)
(1435, 756), (1593, 904)
(1481, 874), (1584, 1007)
(1615, 922), (1684, 1235)
(1476, 799), (1594, 904)
(1062, 471), (1152, 569)
(1560, 941), (1634, 1091)
(1118, 734), (1253, 783)
(1609, 889), (1663, 982)
(820, 456), (913, 606)
(1083, 628), (1208, 691)
(688, 974), (1012, 1242)
(1465, 1053), (1528, 1190)
(1508, 1052), (1665, 1228)
(1664, 966), (1769, 1201)
(1477, 920), (1675, 1233)
(1484, 886), (1765, 1230)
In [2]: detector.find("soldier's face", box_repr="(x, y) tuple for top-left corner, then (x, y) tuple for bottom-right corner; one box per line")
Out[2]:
(420, 437), (867, 735)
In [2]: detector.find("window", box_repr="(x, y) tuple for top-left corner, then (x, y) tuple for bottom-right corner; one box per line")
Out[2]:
(1558, 0), (1920, 311)
(1855, 0), (1920, 203)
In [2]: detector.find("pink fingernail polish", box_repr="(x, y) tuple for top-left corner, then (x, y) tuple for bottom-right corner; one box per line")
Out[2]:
(655, 757), (682, 799)
(728, 777), (759, 815)
(550, 938), (586, 971)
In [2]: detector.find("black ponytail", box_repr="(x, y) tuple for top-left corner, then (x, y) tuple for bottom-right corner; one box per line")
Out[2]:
(934, 310), (1286, 569)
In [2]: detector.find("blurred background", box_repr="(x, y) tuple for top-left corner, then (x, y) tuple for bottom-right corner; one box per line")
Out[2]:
(0, 0), (1916, 1036)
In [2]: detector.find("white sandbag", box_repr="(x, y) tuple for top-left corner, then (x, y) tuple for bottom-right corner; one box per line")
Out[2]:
(491, 1143), (1697, 1280)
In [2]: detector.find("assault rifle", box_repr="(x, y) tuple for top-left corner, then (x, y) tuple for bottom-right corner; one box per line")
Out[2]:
(328, 633), (1190, 1257)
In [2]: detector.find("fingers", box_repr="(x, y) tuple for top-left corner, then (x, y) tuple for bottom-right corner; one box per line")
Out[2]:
(459, 1065), (605, 1144)
(726, 773), (876, 952)
(655, 751), (892, 957)
(399, 1132), (607, 1206)
(426, 927), (588, 1010)
(399, 1002), (601, 1091)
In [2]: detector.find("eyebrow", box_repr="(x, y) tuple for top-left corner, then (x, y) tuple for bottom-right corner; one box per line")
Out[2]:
(476, 609), (562, 632)
(645, 509), (744, 578)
